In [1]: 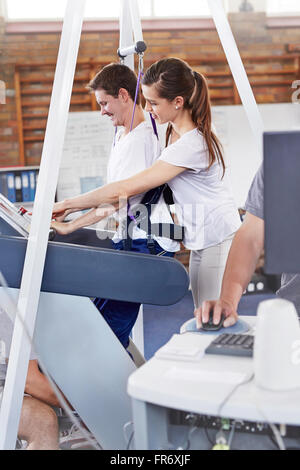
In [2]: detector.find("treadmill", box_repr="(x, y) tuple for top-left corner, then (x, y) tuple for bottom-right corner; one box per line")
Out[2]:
(0, 195), (189, 449)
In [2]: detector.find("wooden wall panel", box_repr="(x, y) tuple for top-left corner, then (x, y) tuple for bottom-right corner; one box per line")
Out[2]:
(1, 12), (300, 166)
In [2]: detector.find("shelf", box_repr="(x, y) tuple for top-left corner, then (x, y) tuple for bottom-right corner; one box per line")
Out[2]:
(14, 54), (300, 166)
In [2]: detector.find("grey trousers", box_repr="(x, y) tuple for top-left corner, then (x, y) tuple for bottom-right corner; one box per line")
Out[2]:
(189, 234), (234, 309)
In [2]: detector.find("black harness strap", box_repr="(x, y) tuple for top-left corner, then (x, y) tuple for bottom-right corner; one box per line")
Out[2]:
(123, 184), (184, 254)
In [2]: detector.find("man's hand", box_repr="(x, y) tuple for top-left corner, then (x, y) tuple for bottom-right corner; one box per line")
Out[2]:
(194, 299), (238, 329)
(51, 220), (74, 236)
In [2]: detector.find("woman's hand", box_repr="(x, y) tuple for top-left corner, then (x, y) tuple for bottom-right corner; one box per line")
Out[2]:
(52, 201), (83, 221)
(52, 200), (68, 219)
(53, 209), (76, 223)
(194, 299), (238, 329)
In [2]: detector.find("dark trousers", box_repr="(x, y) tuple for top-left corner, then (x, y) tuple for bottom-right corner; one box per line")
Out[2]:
(93, 238), (174, 349)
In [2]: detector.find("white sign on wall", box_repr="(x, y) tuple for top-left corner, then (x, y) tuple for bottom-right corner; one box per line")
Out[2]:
(57, 111), (115, 201)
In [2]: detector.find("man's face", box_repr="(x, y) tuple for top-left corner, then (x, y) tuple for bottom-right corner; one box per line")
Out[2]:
(95, 88), (124, 127)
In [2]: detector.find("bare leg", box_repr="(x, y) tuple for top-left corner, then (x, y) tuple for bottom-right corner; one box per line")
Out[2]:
(18, 396), (59, 450)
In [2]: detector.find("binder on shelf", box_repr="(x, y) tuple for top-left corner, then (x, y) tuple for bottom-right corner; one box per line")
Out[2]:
(14, 175), (22, 203)
(6, 173), (16, 203)
(21, 172), (30, 202)
(0, 167), (39, 204)
(29, 170), (36, 202)
(0, 174), (7, 198)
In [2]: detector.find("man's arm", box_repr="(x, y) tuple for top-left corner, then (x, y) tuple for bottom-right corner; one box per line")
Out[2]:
(25, 360), (62, 408)
(195, 212), (264, 328)
(51, 203), (118, 235)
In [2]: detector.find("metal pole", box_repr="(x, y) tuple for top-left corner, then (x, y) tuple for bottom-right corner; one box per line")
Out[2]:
(208, 0), (264, 154)
(119, 0), (134, 69)
(119, 0), (145, 354)
(0, 0), (7, 19)
(0, 0), (86, 449)
(129, 0), (143, 43)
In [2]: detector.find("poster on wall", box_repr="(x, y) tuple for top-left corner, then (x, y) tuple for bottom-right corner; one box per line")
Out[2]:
(57, 111), (115, 202)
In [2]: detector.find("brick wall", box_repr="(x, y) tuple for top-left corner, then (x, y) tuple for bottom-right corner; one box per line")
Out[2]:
(1, 12), (300, 167)
(0, 15), (20, 166)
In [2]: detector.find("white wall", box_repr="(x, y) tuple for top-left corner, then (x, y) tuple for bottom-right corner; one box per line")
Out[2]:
(212, 102), (300, 207)
(0, 0), (7, 17)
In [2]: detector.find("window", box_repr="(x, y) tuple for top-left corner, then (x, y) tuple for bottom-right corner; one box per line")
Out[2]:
(5, 0), (211, 21)
(154, 0), (210, 17)
(5, 0), (151, 20)
(267, 0), (300, 15)
(6, 0), (68, 20)
(84, 0), (152, 19)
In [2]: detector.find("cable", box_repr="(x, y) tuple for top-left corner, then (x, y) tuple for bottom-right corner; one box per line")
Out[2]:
(179, 425), (199, 450)
(216, 372), (255, 417)
(216, 374), (286, 451)
(126, 432), (134, 450)
(252, 392), (286, 451)
(268, 422), (286, 451)
(227, 420), (236, 448)
(0, 273), (101, 451)
(268, 431), (282, 450)
(269, 433), (300, 451)
(204, 425), (216, 446)
(123, 421), (134, 450)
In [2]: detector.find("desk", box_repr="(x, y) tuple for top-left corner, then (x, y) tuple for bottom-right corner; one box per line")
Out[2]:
(128, 316), (300, 450)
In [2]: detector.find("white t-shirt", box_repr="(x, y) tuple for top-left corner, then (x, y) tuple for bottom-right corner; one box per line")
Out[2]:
(159, 128), (241, 250)
(107, 121), (179, 252)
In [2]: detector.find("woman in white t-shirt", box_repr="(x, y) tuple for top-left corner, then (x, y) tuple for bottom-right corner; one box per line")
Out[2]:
(53, 58), (241, 316)
(52, 63), (178, 350)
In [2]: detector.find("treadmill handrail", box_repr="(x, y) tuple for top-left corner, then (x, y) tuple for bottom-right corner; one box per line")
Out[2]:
(0, 235), (189, 306)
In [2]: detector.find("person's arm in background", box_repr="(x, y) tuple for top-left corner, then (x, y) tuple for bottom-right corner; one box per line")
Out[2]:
(25, 360), (64, 408)
(195, 212), (264, 328)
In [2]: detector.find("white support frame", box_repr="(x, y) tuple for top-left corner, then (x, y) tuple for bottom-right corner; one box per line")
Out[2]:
(208, 0), (264, 153)
(119, 0), (145, 355)
(0, 0), (7, 19)
(0, 0), (86, 450)
(119, 0), (134, 70)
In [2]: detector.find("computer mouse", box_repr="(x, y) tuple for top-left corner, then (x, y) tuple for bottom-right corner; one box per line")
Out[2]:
(200, 311), (226, 332)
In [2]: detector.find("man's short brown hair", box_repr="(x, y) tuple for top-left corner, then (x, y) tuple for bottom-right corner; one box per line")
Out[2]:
(87, 63), (139, 104)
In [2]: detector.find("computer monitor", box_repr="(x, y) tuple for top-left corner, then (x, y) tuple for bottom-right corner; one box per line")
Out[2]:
(264, 130), (300, 274)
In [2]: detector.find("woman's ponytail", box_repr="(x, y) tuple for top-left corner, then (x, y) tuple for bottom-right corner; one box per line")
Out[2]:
(191, 71), (225, 177)
(165, 123), (173, 147)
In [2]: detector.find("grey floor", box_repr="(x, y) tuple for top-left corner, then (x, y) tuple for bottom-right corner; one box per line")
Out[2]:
(143, 290), (276, 360)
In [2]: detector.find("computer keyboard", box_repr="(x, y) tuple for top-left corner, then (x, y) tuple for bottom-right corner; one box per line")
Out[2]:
(205, 333), (254, 357)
